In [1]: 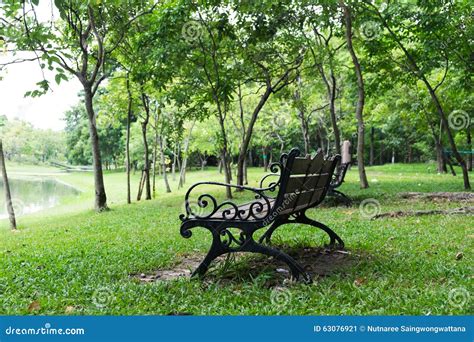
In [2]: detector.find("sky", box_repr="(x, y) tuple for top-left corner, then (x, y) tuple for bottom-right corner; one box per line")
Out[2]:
(0, 54), (82, 131)
(0, 2), (81, 131)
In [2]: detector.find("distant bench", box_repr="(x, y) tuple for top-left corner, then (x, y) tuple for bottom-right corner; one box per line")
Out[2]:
(179, 148), (344, 282)
(327, 161), (352, 206)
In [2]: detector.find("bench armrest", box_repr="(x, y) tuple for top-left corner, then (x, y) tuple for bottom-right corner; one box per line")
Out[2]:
(179, 181), (277, 221)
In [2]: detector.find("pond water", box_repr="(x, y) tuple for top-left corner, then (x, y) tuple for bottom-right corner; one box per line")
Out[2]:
(0, 178), (80, 219)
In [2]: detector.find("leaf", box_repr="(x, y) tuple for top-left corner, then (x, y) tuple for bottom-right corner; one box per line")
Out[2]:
(65, 306), (75, 314)
(28, 300), (41, 312)
(353, 278), (366, 287)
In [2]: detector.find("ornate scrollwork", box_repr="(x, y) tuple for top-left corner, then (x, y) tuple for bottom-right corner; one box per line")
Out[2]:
(219, 228), (247, 248)
(179, 157), (286, 222)
(258, 153), (287, 191)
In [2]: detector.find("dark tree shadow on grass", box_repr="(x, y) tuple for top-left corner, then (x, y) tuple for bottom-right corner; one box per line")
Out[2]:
(132, 245), (370, 287)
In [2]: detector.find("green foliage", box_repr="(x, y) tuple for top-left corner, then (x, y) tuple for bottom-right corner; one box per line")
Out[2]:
(64, 101), (124, 167)
(0, 117), (65, 164)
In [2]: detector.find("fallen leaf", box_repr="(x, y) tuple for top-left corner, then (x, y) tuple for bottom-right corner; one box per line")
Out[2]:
(276, 268), (289, 274)
(28, 301), (40, 312)
(455, 252), (463, 260)
(65, 306), (75, 314)
(353, 278), (366, 287)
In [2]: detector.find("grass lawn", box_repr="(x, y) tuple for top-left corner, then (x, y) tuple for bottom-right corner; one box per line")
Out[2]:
(0, 162), (472, 315)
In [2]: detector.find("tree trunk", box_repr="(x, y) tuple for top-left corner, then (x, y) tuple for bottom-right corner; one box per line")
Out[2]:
(243, 158), (248, 185)
(0, 140), (16, 230)
(140, 92), (151, 200)
(467, 128), (472, 171)
(329, 72), (341, 155)
(159, 136), (171, 193)
(199, 153), (207, 171)
(178, 122), (194, 189)
(84, 87), (108, 210)
(152, 117), (158, 198)
(216, 108), (232, 198)
(172, 144), (177, 182)
(294, 74), (310, 155)
(436, 144), (447, 173)
(319, 65), (341, 155)
(317, 129), (326, 153)
(221, 151), (232, 198)
(342, 3), (369, 188)
(262, 146), (269, 172)
(218, 159), (223, 174)
(236, 87), (272, 187)
(391, 149), (395, 164)
(424, 109), (447, 173)
(125, 77), (132, 204)
(369, 126), (374, 166)
(379, 140), (384, 165)
(137, 171), (145, 201)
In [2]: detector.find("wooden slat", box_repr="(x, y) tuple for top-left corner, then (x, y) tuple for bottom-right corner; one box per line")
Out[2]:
(290, 151), (324, 174)
(279, 187), (326, 214)
(284, 173), (330, 193)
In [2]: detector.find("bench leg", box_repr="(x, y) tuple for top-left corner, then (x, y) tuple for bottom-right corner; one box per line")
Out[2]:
(192, 229), (311, 283)
(330, 189), (352, 207)
(297, 213), (344, 248)
(192, 236), (224, 278)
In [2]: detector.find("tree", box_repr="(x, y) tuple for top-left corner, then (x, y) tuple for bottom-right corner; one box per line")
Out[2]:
(302, 2), (345, 156)
(342, 2), (369, 188)
(1, 0), (157, 210)
(362, 0), (470, 189)
(0, 139), (16, 230)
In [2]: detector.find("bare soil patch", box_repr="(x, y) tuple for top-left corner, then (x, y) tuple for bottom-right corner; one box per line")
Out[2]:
(132, 246), (360, 285)
(399, 192), (474, 202)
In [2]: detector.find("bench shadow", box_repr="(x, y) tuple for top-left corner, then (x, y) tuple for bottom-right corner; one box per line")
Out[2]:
(133, 245), (368, 286)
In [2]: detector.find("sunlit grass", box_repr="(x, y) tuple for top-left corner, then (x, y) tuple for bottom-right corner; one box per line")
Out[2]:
(0, 162), (472, 315)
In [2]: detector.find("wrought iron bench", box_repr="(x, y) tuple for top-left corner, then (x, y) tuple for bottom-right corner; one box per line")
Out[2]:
(327, 161), (352, 206)
(179, 148), (344, 282)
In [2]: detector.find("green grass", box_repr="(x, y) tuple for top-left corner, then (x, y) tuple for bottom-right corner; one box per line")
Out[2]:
(0, 162), (472, 315)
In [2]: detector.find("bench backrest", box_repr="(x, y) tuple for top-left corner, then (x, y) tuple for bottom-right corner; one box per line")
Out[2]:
(331, 162), (350, 188)
(272, 149), (340, 215)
